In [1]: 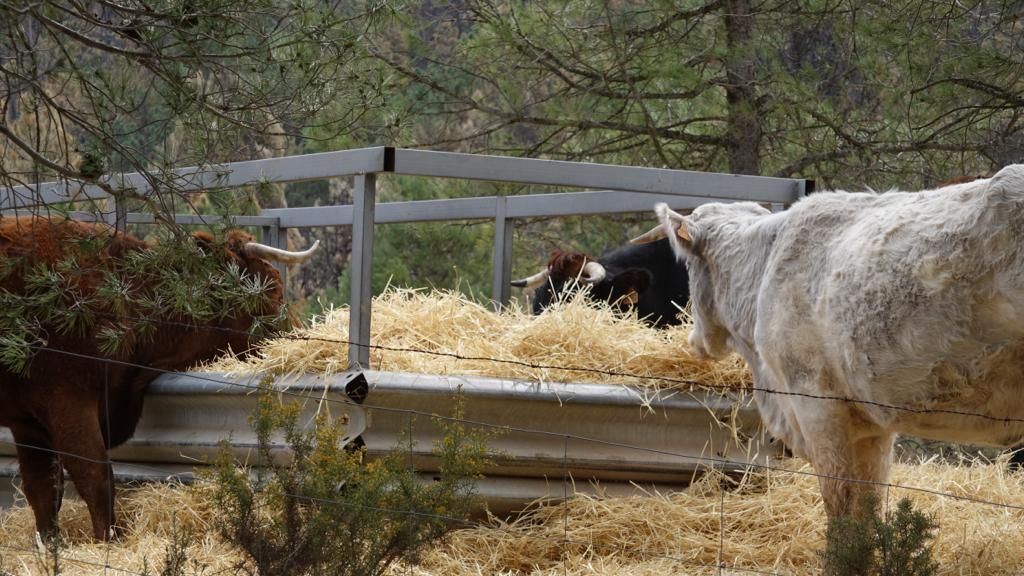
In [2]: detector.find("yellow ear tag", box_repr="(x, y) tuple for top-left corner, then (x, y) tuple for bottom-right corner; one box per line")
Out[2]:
(676, 223), (691, 242)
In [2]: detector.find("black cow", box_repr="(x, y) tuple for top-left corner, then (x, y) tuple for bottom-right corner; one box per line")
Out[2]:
(511, 237), (689, 327)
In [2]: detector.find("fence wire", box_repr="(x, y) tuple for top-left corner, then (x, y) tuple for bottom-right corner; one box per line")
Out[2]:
(2, 293), (1023, 574)
(12, 332), (1024, 512)
(42, 310), (1024, 428)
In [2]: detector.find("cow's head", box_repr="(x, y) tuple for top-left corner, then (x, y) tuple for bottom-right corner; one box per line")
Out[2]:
(632, 202), (768, 359)
(188, 230), (319, 353)
(192, 230), (319, 312)
(512, 250), (650, 315)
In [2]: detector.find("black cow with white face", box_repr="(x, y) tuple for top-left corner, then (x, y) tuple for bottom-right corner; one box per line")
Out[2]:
(511, 237), (689, 328)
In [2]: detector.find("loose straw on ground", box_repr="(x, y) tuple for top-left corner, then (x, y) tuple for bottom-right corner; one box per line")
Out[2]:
(2, 459), (1023, 575)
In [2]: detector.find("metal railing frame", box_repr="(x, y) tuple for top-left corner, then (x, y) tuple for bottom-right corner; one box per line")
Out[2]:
(1, 146), (811, 367)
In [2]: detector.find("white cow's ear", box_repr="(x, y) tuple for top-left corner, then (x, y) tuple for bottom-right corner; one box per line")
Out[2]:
(656, 203), (694, 243)
(633, 204), (694, 247)
(674, 218), (692, 242)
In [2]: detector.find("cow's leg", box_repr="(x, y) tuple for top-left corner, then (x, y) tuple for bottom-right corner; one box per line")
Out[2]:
(1009, 445), (1024, 470)
(48, 405), (116, 541)
(11, 425), (63, 539)
(102, 379), (147, 449)
(810, 424), (895, 520)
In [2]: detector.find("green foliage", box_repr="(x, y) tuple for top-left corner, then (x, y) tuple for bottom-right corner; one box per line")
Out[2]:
(139, 522), (192, 576)
(0, 229), (284, 375)
(333, 220), (493, 304)
(0, 0), (388, 218)
(371, 0), (1018, 187)
(822, 492), (939, 576)
(209, 388), (489, 576)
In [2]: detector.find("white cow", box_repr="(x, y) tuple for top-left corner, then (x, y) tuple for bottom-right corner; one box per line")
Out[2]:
(633, 165), (1024, 518)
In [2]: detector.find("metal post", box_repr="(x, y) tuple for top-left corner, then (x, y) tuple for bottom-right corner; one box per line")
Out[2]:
(107, 196), (127, 233)
(491, 196), (513, 311)
(117, 196), (127, 232)
(261, 219), (288, 299)
(348, 174), (376, 368)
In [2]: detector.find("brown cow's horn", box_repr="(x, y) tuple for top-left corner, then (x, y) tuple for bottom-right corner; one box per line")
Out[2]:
(510, 268), (550, 290)
(244, 240), (320, 264)
(580, 261), (606, 284)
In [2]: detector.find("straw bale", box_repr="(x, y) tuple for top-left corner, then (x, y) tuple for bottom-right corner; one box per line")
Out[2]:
(209, 287), (751, 396)
(2, 459), (1024, 574)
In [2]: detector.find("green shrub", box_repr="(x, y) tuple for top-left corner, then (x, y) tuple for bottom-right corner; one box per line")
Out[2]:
(209, 389), (489, 576)
(822, 491), (939, 576)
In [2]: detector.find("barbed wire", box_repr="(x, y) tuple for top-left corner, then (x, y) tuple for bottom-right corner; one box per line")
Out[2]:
(0, 349), (1007, 574)
(0, 379), (1007, 572)
(5, 346), (1024, 515)
(4, 288), (1024, 572)
(44, 309), (1024, 429)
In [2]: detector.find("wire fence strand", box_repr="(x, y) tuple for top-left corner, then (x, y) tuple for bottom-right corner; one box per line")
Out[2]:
(2, 310), (1023, 574)
(7, 342), (1024, 513)
(48, 310), (1024, 428)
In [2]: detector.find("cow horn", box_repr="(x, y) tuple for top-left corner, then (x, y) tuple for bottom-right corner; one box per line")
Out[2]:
(630, 226), (666, 244)
(580, 261), (606, 284)
(244, 240), (320, 264)
(510, 268), (550, 290)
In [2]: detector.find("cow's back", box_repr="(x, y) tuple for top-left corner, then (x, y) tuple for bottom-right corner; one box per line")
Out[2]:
(0, 217), (145, 290)
(756, 166), (1024, 444)
(0, 218), (150, 426)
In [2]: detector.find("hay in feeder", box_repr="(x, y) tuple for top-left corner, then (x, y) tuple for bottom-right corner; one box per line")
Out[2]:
(209, 287), (751, 396)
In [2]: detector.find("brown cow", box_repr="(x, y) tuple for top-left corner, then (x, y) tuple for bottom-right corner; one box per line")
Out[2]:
(0, 216), (317, 540)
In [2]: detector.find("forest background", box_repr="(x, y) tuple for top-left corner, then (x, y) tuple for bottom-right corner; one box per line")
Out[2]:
(3, 0), (1022, 313)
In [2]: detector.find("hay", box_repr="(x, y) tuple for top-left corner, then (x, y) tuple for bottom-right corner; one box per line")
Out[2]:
(2, 459), (1023, 574)
(0, 482), (243, 575)
(209, 287), (751, 395)
(417, 457), (1024, 575)
(5, 289), (1023, 573)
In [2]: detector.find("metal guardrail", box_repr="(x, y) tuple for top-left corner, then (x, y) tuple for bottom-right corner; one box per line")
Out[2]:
(359, 371), (775, 484)
(0, 372), (368, 502)
(0, 370), (779, 514)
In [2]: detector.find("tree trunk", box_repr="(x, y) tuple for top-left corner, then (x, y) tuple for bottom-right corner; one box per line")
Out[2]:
(722, 0), (762, 175)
